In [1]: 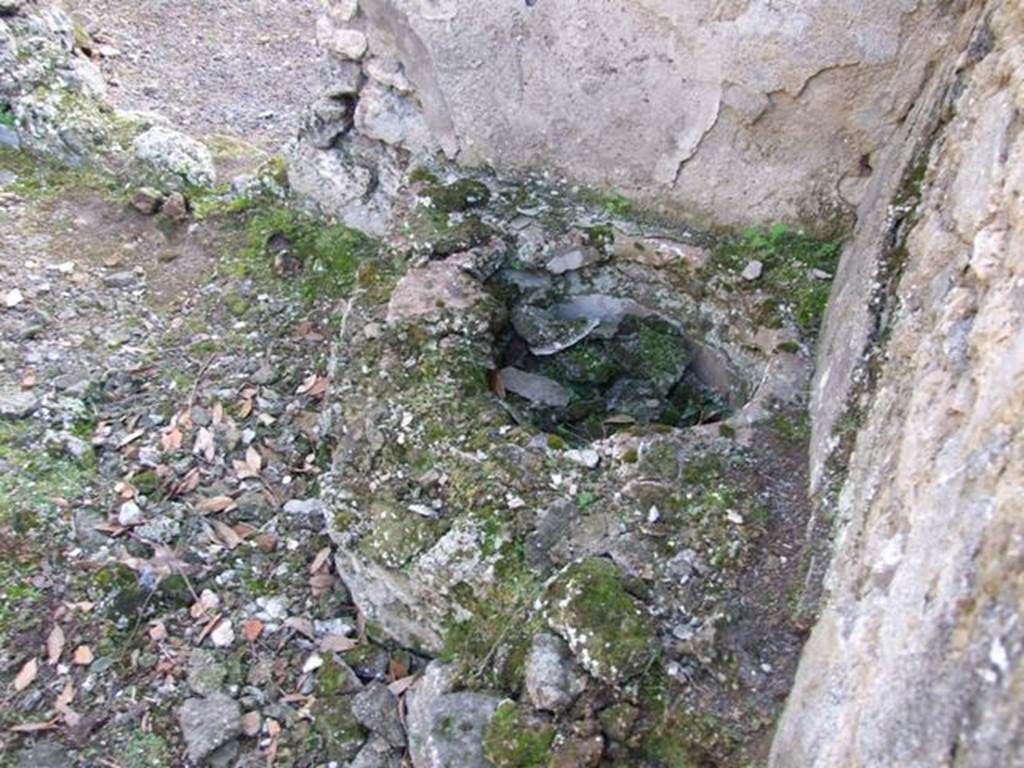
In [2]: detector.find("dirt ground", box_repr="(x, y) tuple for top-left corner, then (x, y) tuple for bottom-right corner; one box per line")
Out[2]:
(64, 0), (324, 150)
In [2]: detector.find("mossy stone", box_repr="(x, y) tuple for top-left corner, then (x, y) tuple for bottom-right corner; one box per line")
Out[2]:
(545, 558), (656, 684)
(313, 696), (367, 762)
(425, 179), (491, 213)
(482, 701), (556, 768)
(432, 215), (494, 256)
(599, 702), (640, 743)
(113, 731), (172, 768)
(638, 441), (681, 479)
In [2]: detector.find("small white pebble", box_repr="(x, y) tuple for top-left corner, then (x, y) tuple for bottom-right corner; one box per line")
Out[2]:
(210, 620), (235, 648)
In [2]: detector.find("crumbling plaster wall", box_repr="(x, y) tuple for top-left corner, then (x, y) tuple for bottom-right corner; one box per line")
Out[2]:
(774, 1), (1023, 764)
(294, 0), (964, 234)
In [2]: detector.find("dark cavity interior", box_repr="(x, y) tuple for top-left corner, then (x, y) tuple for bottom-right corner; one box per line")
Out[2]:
(490, 280), (735, 443)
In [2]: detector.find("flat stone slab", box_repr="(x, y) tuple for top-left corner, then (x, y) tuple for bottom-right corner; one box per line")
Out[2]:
(0, 386), (39, 419)
(499, 367), (571, 408)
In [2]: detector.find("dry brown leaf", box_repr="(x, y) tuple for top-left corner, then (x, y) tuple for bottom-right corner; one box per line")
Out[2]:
(211, 519), (243, 550)
(211, 402), (224, 425)
(190, 590), (220, 620)
(283, 616), (315, 639)
(320, 634), (358, 653)
(388, 675), (417, 697)
(55, 678), (74, 708)
(237, 397), (253, 419)
(21, 370), (36, 390)
(174, 467), (201, 497)
(193, 427), (215, 462)
(309, 547), (331, 575)
(266, 718), (283, 767)
(64, 601), (94, 613)
(254, 533), (278, 553)
(197, 613), (224, 645)
(293, 321), (325, 341)
(233, 523), (257, 539)
(296, 373), (318, 395)
(148, 622), (168, 642)
(55, 701), (81, 728)
(46, 625), (65, 666)
(9, 720), (58, 733)
(309, 572), (337, 597)
(118, 429), (145, 449)
(177, 409), (194, 431)
(93, 521), (128, 538)
(233, 446), (262, 480)
(13, 658), (38, 691)
(72, 646), (93, 666)
(388, 656), (409, 681)
(196, 495), (236, 514)
(296, 373), (328, 398)
(161, 426), (183, 452)
(307, 376), (328, 398)
(242, 619), (264, 642)
(119, 543), (193, 582)
(246, 446), (262, 470)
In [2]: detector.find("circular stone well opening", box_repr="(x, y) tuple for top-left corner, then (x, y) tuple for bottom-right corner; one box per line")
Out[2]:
(489, 260), (747, 443)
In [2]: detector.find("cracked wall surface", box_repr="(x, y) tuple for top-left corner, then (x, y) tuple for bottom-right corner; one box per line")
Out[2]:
(775, 1), (1023, 764)
(301, 0), (961, 234)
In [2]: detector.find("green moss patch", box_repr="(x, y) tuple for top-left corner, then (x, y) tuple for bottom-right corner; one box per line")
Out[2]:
(233, 202), (379, 300)
(424, 178), (491, 213)
(483, 701), (556, 768)
(704, 223), (843, 336)
(545, 557), (656, 684)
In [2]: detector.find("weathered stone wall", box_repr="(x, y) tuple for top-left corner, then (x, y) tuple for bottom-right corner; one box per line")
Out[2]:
(774, 1), (1024, 764)
(294, 0), (964, 235)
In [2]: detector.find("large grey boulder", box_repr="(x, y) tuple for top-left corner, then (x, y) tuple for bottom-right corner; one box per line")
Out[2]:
(133, 126), (216, 187)
(525, 633), (586, 713)
(351, 736), (403, 768)
(285, 137), (400, 236)
(0, 4), (114, 163)
(352, 682), (405, 748)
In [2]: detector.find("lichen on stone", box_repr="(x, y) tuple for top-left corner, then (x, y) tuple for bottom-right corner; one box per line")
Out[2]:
(545, 557), (657, 684)
(482, 701), (556, 768)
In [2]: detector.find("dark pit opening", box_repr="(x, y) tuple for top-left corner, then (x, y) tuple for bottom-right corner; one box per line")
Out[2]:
(491, 286), (736, 443)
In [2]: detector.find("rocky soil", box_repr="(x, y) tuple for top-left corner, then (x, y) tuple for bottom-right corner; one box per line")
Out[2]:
(63, 0), (323, 150)
(0, 151), (372, 766)
(0, 154), (831, 767)
(0, 2), (842, 766)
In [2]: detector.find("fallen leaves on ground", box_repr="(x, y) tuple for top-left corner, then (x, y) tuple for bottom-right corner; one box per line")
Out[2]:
(13, 658), (38, 692)
(46, 625), (65, 665)
(197, 495), (236, 514)
(233, 446), (263, 479)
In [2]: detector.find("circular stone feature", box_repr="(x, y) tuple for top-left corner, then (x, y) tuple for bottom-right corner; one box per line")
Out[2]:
(494, 285), (734, 440)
